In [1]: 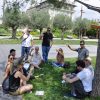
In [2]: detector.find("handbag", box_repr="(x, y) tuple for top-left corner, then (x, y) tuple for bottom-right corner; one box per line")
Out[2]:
(2, 76), (10, 94)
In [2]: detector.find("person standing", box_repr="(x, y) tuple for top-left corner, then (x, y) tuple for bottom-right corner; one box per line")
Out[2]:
(21, 28), (34, 59)
(40, 27), (53, 62)
(67, 40), (89, 61)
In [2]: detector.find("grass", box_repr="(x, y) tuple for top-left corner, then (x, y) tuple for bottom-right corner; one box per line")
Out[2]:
(0, 39), (98, 45)
(23, 57), (98, 100)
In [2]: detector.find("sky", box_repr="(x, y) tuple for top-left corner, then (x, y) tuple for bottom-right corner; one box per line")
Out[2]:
(0, 0), (100, 20)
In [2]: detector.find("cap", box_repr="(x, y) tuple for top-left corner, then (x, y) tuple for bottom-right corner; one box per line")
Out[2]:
(85, 57), (92, 62)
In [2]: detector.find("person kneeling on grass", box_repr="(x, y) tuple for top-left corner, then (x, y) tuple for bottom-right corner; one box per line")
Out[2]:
(52, 48), (65, 67)
(8, 58), (34, 95)
(62, 60), (94, 99)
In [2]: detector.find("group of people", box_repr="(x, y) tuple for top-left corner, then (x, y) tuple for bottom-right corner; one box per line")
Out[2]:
(62, 40), (94, 99)
(2, 27), (94, 99)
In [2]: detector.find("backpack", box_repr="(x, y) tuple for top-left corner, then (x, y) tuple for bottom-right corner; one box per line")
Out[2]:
(2, 76), (10, 94)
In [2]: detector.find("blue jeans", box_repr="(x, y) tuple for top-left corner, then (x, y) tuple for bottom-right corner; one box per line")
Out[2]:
(42, 46), (50, 62)
(21, 46), (31, 57)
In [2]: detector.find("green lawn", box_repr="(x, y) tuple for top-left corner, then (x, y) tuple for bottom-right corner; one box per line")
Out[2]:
(23, 57), (97, 100)
(0, 39), (98, 45)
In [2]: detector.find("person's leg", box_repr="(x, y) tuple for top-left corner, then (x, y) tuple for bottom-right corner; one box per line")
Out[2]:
(16, 84), (33, 95)
(21, 46), (25, 57)
(31, 63), (40, 69)
(42, 46), (47, 62)
(72, 80), (88, 99)
(25, 47), (31, 60)
(26, 47), (31, 55)
(45, 46), (50, 62)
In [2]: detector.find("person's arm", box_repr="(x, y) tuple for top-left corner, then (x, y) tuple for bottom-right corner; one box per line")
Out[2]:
(67, 45), (77, 51)
(15, 67), (34, 81)
(39, 33), (44, 40)
(31, 40), (34, 46)
(56, 49), (64, 56)
(50, 33), (53, 47)
(4, 64), (10, 79)
(86, 49), (89, 58)
(62, 74), (79, 83)
(20, 32), (24, 39)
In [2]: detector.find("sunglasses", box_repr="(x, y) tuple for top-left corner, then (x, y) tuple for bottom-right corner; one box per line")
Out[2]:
(10, 57), (13, 60)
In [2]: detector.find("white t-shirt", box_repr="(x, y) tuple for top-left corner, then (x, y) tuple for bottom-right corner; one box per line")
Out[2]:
(87, 65), (94, 78)
(77, 68), (93, 92)
(22, 34), (33, 47)
(31, 53), (42, 65)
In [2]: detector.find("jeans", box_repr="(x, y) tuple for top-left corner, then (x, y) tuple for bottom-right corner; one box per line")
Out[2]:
(72, 80), (91, 99)
(21, 46), (31, 57)
(42, 46), (50, 62)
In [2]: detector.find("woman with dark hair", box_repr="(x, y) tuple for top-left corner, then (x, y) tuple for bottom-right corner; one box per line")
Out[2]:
(8, 58), (33, 95)
(4, 55), (14, 79)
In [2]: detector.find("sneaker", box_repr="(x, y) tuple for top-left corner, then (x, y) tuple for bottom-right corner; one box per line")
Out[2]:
(64, 92), (74, 98)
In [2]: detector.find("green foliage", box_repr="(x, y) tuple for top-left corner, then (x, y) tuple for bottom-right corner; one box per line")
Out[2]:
(53, 28), (62, 38)
(30, 10), (50, 31)
(86, 29), (97, 38)
(0, 28), (10, 36)
(20, 13), (31, 27)
(47, 0), (66, 8)
(53, 14), (72, 30)
(3, 1), (21, 29)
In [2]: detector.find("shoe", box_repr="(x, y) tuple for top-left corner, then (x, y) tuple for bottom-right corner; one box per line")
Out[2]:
(64, 92), (74, 99)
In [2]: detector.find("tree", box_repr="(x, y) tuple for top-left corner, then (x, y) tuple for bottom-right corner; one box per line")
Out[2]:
(73, 17), (91, 38)
(20, 12), (31, 28)
(30, 10), (50, 34)
(53, 14), (72, 40)
(3, 0), (29, 39)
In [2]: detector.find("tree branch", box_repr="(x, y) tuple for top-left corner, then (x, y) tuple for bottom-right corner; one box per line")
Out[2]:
(75, 0), (100, 13)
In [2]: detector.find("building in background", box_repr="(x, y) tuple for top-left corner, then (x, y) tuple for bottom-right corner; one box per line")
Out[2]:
(26, 0), (76, 22)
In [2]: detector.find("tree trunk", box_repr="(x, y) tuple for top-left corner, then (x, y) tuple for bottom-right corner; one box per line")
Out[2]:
(39, 28), (42, 34)
(61, 29), (64, 40)
(92, 29), (100, 97)
(11, 28), (17, 39)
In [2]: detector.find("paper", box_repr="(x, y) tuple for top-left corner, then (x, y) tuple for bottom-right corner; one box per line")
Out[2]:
(35, 91), (44, 96)
(23, 63), (30, 70)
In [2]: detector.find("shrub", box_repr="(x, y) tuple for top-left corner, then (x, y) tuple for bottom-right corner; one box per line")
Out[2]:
(86, 29), (97, 38)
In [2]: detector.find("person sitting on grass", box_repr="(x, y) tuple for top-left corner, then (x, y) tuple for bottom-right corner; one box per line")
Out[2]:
(28, 46), (42, 69)
(4, 55), (14, 79)
(8, 58), (34, 95)
(85, 57), (94, 77)
(62, 60), (94, 99)
(52, 48), (65, 67)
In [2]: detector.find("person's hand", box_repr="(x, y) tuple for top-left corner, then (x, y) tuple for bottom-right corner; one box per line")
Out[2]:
(67, 45), (71, 49)
(31, 47), (34, 51)
(56, 49), (59, 52)
(62, 74), (66, 80)
(30, 67), (34, 72)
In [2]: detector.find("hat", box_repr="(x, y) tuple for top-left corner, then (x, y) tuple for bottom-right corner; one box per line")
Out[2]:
(80, 40), (85, 45)
(85, 57), (92, 62)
